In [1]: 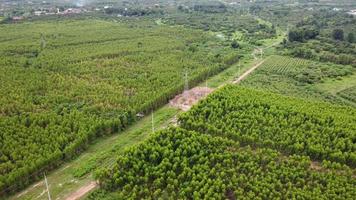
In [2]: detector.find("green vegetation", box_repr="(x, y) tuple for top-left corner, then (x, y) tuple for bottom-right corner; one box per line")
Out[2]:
(2, 0), (356, 199)
(179, 86), (356, 166)
(165, 12), (277, 45)
(337, 86), (356, 104)
(283, 11), (356, 66)
(0, 18), (235, 195)
(8, 105), (178, 200)
(91, 128), (356, 199)
(241, 55), (355, 104)
(313, 73), (356, 106)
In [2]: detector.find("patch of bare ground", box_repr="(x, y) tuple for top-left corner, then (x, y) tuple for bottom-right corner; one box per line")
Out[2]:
(170, 87), (214, 111)
(65, 181), (97, 200)
(310, 161), (323, 171)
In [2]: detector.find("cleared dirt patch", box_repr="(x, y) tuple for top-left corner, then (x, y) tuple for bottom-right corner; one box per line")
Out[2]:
(170, 87), (214, 111)
(65, 181), (97, 200)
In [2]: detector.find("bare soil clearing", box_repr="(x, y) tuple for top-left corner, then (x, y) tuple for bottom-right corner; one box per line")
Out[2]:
(65, 181), (97, 200)
(170, 87), (214, 111)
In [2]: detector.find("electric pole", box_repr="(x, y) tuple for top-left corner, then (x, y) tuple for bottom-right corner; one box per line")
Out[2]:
(151, 111), (154, 133)
(184, 69), (189, 92)
(238, 63), (241, 76)
(44, 173), (51, 200)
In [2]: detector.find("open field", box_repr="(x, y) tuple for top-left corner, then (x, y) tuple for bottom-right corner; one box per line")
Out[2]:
(314, 74), (356, 106)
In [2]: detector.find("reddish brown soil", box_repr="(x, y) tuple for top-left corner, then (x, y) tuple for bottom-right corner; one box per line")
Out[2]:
(170, 87), (214, 111)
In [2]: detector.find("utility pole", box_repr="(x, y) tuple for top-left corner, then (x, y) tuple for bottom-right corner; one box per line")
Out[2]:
(287, 23), (290, 35)
(151, 111), (154, 133)
(238, 60), (241, 76)
(44, 173), (51, 200)
(184, 69), (189, 92)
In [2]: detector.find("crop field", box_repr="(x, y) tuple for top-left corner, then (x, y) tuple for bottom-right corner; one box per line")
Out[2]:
(90, 128), (356, 199)
(0, 18), (236, 194)
(259, 56), (310, 75)
(179, 85), (356, 166)
(241, 55), (355, 104)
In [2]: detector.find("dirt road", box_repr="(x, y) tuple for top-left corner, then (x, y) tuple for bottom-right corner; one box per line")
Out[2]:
(65, 181), (97, 200)
(232, 59), (265, 84)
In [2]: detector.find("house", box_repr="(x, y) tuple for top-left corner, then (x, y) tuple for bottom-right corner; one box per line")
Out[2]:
(12, 16), (24, 21)
(34, 10), (44, 16)
(347, 9), (356, 16)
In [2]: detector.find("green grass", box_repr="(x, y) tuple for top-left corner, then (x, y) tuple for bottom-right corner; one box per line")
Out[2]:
(314, 74), (356, 95)
(8, 106), (179, 200)
(313, 74), (356, 106)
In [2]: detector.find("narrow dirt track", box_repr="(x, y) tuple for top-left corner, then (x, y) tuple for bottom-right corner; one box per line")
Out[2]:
(65, 181), (97, 200)
(232, 59), (265, 84)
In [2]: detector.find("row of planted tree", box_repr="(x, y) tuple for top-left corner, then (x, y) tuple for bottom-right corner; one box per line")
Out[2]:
(92, 127), (356, 199)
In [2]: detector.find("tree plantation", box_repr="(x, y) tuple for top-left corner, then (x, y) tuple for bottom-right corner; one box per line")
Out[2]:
(1, 0), (356, 199)
(179, 86), (356, 166)
(0, 19), (236, 194)
(91, 128), (356, 199)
